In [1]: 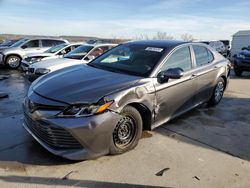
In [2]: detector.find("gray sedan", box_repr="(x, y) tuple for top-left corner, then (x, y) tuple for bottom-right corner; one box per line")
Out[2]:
(23, 40), (230, 160)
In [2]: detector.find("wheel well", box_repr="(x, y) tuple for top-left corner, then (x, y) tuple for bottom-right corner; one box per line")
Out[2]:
(4, 54), (22, 64)
(126, 103), (152, 131)
(220, 75), (227, 88)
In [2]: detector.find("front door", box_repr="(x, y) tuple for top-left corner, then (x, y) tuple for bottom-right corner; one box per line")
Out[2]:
(153, 45), (196, 126)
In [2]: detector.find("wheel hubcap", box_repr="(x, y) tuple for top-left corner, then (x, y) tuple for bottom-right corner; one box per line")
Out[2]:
(214, 81), (224, 102)
(8, 57), (20, 68)
(113, 116), (136, 149)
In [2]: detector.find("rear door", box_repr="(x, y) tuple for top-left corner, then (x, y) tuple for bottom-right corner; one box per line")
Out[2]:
(153, 45), (196, 125)
(191, 45), (218, 105)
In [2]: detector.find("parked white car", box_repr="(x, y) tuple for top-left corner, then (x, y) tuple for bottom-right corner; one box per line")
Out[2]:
(201, 41), (227, 57)
(0, 38), (68, 69)
(21, 42), (83, 71)
(26, 43), (117, 81)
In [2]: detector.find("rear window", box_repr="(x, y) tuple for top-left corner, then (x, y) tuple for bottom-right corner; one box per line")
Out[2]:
(193, 46), (214, 66)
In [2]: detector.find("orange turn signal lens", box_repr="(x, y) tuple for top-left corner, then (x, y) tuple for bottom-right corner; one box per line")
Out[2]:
(95, 101), (113, 114)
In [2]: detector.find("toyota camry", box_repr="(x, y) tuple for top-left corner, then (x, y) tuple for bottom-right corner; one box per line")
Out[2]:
(23, 40), (230, 160)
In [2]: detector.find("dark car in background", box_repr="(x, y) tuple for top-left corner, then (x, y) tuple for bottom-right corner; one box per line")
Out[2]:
(234, 45), (250, 76)
(23, 40), (230, 160)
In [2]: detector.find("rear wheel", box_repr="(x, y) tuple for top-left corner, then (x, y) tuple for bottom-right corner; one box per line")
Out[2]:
(110, 106), (142, 155)
(208, 77), (225, 107)
(234, 68), (242, 77)
(5, 55), (21, 69)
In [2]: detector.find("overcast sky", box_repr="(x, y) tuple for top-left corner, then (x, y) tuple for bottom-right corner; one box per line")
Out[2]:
(0, 0), (249, 40)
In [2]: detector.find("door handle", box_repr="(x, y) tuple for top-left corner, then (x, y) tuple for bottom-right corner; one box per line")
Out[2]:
(214, 65), (222, 69)
(190, 74), (197, 79)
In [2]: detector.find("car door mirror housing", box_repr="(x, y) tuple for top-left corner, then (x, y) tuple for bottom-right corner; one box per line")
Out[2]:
(86, 55), (95, 61)
(157, 68), (183, 83)
(22, 45), (28, 49)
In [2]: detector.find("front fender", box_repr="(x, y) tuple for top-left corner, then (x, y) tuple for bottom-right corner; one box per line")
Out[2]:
(105, 78), (156, 114)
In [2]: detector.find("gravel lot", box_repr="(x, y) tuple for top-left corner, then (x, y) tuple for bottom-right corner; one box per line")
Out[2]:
(0, 68), (250, 188)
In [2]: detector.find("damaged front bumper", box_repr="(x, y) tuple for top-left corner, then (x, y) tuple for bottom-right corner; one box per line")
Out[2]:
(22, 96), (121, 160)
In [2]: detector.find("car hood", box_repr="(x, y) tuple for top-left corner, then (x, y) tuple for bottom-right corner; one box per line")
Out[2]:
(32, 64), (140, 104)
(30, 58), (80, 69)
(240, 50), (250, 57)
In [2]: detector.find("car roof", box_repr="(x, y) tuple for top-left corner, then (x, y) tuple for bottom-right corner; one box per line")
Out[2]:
(83, 43), (118, 47)
(68, 42), (85, 45)
(125, 40), (187, 48)
(22, 38), (68, 41)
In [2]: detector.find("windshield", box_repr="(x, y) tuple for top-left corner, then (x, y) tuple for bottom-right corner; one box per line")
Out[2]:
(0, 40), (17, 47)
(10, 39), (28, 47)
(88, 43), (166, 77)
(64, 45), (93, 60)
(45, 43), (68, 53)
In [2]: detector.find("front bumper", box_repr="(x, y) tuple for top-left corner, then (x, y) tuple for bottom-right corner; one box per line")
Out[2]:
(25, 71), (40, 82)
(0, 54), (4, 65)
(23, 100), (121, 160)
(234, 58), (250, 71)
(21, 60), (30, 71)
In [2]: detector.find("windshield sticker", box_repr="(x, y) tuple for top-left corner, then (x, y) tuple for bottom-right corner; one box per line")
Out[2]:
(145, 47), (164, 52)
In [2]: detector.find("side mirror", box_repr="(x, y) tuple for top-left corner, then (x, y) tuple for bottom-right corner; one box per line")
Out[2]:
(242, 47), (247, 50)
(157, 68), (183, 83)
(86, 55), (95, 61)
(60, 49), (66, 55)
(22, 45), (28, 49)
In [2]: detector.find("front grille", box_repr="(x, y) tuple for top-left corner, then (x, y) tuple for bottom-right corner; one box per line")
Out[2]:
(28, 68), (35, 73)
(24, 113), (83, 149)
(27, 99), (66, 112)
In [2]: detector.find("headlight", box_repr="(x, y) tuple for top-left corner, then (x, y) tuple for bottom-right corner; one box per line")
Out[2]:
(35, 68), (50, 74)
(238, 54), (245, 59)
(31, 57), (43, 63)
(58, 101), (113, 117)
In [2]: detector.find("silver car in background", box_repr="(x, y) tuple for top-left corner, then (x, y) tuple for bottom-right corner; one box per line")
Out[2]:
(0, 38), (68, 69)
(23, 40), (230, 160)
(21, 42), (83, 71)
(26, 43), (117, 81)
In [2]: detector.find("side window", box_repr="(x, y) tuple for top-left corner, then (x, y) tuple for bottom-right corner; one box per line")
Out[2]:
(88, 46), (109, 58)
(42, 40), (64, 47)
(42, 40), (54, 47)
(193, 46), (214, 66)
(161, 46), (192, 72)
(23, 40), (39, 48)
(207, 49), (214, 62)
(53, 40), (65, 46)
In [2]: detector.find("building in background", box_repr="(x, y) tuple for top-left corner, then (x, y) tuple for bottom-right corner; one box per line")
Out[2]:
(231, 30), (250, 57)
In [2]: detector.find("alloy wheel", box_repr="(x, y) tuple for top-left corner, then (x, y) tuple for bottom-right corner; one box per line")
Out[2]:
(214, 81), (224, 103)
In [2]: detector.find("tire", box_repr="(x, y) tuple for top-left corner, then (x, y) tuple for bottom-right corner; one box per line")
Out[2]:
(5, 55), (21, 69)
(110, 106), (142, 155)
(208, 77), (225, 107)
(234, 68), (242, 77)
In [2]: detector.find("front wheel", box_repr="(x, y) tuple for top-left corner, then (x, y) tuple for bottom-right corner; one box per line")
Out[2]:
(5, 55), (21, 69)
(110, 106), (142, 155)
(208, 77), (225, 107)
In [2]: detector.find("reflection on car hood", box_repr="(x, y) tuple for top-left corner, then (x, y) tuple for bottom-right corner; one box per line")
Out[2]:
(240, 50), (250, 57)
(32, 64), (140, 104)
(26, 53), (54, 58)
(30, 58), (80, 68)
